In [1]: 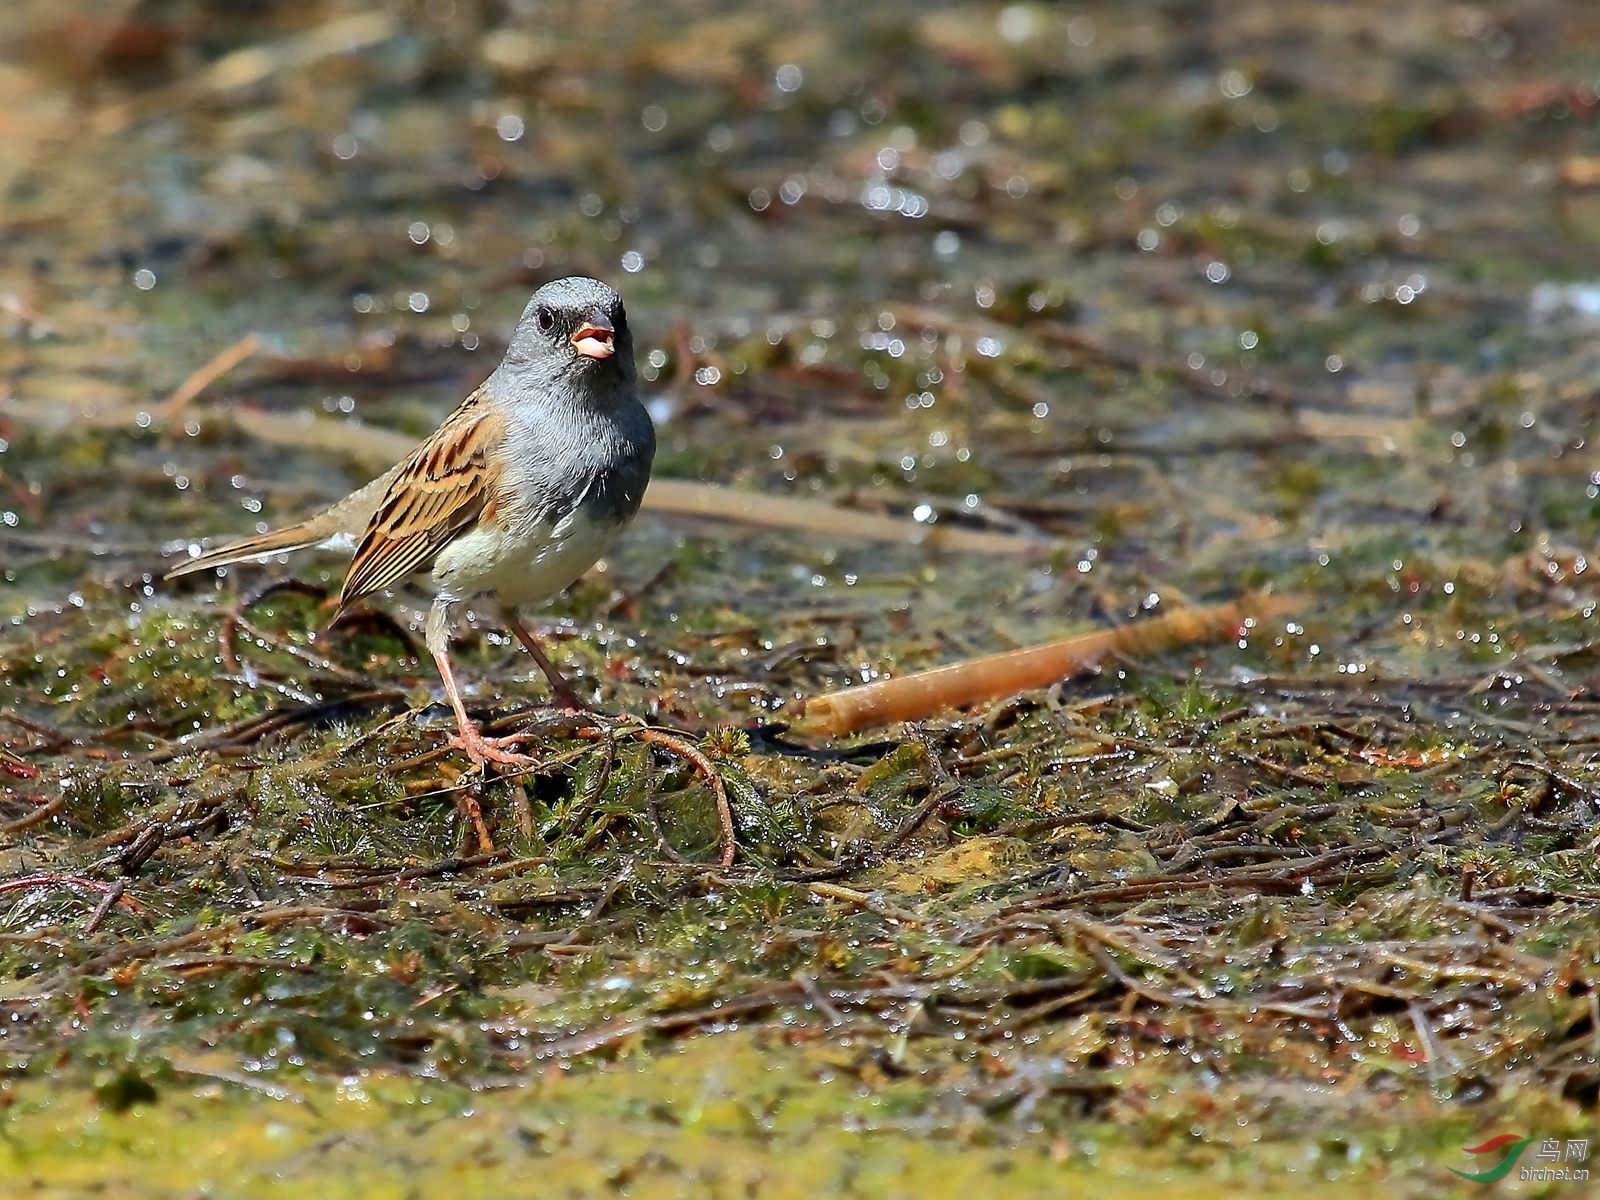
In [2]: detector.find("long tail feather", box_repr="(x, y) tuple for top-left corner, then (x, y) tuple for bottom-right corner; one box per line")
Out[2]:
(164, 523), (327, 579)
(165, 466), (402, 581)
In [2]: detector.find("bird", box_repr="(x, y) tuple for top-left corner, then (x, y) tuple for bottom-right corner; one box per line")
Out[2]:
(166, 276), (655, 774)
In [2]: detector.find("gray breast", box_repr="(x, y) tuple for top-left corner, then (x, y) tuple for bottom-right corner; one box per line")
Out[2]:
(512, 392), (656, 530)
(579, 436), (654, 526)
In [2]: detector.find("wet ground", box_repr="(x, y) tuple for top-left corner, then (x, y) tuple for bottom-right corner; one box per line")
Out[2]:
(7, 1), (1600, 1195)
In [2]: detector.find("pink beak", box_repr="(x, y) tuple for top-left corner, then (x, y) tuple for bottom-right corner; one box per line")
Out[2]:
(571, 308), (615, 359)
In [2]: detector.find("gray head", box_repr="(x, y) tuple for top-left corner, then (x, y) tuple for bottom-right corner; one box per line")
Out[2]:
(502, 276), (636, 397)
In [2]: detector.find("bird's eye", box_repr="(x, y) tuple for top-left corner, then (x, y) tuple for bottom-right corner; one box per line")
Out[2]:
(536, 307), (555, 332)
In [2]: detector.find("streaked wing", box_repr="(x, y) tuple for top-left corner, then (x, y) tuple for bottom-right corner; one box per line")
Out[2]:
(339, 388), (506, 608)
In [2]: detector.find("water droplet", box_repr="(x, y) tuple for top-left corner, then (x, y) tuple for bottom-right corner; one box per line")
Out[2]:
(997, 5), (1035, 42)
(1219, 69), (1252, 98)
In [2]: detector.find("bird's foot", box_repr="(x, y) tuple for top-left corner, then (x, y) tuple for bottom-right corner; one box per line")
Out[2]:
(450, 725), (541, 771)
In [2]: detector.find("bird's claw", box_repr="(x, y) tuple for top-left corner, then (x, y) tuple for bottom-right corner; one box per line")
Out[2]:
(450, 727), (540, 771)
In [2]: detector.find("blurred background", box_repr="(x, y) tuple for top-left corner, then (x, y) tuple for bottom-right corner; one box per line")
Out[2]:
(8, 0), (1600, 655)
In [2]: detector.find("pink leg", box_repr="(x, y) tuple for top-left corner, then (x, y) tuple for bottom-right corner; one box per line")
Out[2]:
(426, 599), (540, 854)
(500, 605), (588, 711)
(431, 641), (541, 771)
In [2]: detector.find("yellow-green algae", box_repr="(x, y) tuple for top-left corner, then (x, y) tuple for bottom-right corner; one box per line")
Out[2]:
(0, 1033), (1543, 1200)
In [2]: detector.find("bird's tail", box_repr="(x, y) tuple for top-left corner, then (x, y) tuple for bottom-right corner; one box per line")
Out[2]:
(164, 522), (328, 579)
(164, 466), (398, 582)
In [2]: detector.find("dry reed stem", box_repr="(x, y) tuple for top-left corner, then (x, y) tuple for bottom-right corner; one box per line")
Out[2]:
(797, 592), (1305, 735)
(225, 409), (1049, 555)
(642, 478), (1049, 556)
(155, 332), (262, 421)
(17, 398), (1043, 555)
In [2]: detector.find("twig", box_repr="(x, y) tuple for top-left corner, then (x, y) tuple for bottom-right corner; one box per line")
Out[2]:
(1406, 1001), (1445, 1083)
(489, 711), (736, 865)
(642, 478), (1050, 556)
(224, 408), (1047, 555)
(793, 972), (846, 1026)
(506, 780), (535, 841)
(1497, 758), (1600, 804)
(533, 986), (811, 1058)
(156, 956), (313, 976)
(0, 710), (72, 741)
(640, 752), (691, 864)
(0, 874), (145, 917)
(879, 725), (963, 851)
(1, 748), (39, 779)
(796, 593), (1305, 735)
(300, 851), (506, 890)
(457, 787), (495, 856)
(476, 855), (553, 880)
(83, 879), (127, 933)
(1, 796), (64, 836)
(155, 333), (262, 421)
(1079, 937), (1196, 1011)
(151, 689), (408, 761)
(1375, 949), (1541, 989)
(94, 13), (398, 137)
(626, 727), (736, 867)
(0, 873), (117, 897)
(809, 881), (924, 926)
(977, 982), (1105, 1040)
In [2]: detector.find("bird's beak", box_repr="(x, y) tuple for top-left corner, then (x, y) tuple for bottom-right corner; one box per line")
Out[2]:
(571, 308), (615, 359)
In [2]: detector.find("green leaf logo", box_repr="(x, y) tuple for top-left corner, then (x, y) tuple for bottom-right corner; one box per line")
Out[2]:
(1449, 1134), (1533, 1182)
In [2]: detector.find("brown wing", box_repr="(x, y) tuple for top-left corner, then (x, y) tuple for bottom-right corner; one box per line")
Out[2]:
(339, 388), (506, 608)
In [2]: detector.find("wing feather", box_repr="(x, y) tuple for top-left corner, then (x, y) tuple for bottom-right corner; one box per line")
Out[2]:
(339, 388), (505, 608)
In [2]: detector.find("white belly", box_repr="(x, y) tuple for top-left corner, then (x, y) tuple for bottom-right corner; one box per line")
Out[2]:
(428, 507), (624, 606)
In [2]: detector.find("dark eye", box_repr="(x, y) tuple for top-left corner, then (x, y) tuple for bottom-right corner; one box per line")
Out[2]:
(536, 307), (555, 333)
